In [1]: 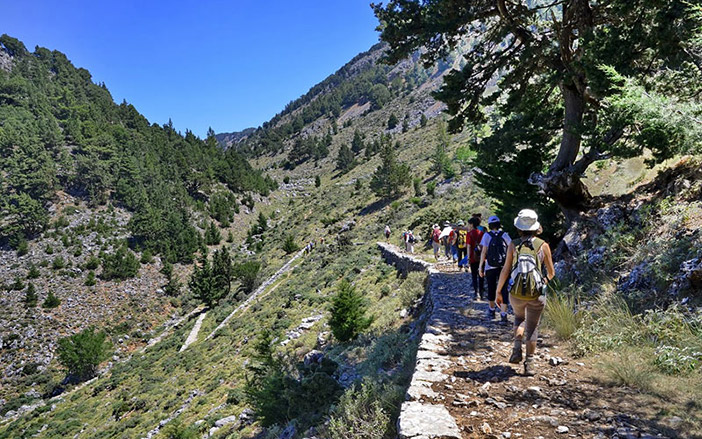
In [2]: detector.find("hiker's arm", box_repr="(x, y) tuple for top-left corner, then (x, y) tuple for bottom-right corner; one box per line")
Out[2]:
(496, 242), (514, 293)
(479, 245), (487, 277)
(542, 243), (556, 282)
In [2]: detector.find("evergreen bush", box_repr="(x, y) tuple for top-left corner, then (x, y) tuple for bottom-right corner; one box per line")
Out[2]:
(329, 279), (373, 342)
(56, 327), (110, 381)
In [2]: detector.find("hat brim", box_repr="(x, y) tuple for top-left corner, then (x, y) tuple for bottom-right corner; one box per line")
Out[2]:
(514, 217), (540, 231)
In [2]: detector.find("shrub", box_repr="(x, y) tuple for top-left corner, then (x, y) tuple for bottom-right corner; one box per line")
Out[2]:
(315, 175), (321, 187)
(85, 271), (97, 286)
(413, 177), (423, 197)
(24, 283), (38, 308)
(282, 234), (300, 254)
(52, 256), (66, 270)
(85, 255), (100, 270)
(399, 272), (425, 308)
(543, 288), (582, 340)
(57, 327), (110, 381)
(283, 176), (290, 184)
(426, 181), (436, 197)
(101, 247), (140, 281)
(654, 345), (702, 375)
(45, 245), (54, 254)
(330, 279), (373, 342)
(43, 291), (61, 309)
(600, 351), (655, 392)
(11, 276), (25, 291)
(233, 260), (261, 294)
(327, 380), (390, 439)
(140, 249), (153, 264)
(16, 240), (28, 256)
(204, 221), (222, 245)
(160, 419), (198, 439)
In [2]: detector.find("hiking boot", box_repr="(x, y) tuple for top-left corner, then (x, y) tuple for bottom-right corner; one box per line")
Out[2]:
(508, 346), (523, 364)
(523, 356), (536, 376)
(500, 313), (509, 324)
(486, 307), (495, 319)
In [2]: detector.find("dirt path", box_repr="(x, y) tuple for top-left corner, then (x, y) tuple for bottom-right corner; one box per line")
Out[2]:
(380, 246), (677, 439)
(179, 310), (208, 352)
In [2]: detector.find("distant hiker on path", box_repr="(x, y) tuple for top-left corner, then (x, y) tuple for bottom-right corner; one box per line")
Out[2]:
(431, 224), (441, 260)
(479, 215), (511, 322)
(404, 230), (416, 254)
(456, 220), (469, 270)
(384, 225), (391, 242)
(496, 209), (555, 376)
(468, 217), (485, 299)
(439, 222), (453, 259)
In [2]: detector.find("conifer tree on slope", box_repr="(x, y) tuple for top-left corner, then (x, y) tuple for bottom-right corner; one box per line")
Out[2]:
(374, 1), (702, 224)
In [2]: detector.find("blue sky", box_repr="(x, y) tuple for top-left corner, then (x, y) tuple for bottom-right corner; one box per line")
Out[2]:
(1, 1), (381, 137)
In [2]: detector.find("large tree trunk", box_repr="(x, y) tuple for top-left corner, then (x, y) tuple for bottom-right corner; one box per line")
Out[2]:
(532, 82), (593, 223)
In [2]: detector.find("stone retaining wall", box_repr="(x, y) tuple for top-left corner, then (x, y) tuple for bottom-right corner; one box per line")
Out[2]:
(377, 243), (462, 439)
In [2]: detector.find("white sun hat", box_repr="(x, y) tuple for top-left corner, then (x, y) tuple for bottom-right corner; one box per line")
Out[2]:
(514, 209), (540, 231)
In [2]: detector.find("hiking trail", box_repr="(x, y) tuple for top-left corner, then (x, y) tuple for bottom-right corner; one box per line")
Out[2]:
(179, 310), (208, 352)
(378, 243), (675, 439)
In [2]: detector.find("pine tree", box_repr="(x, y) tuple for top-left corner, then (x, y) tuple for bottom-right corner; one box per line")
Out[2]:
(387, 113), (399, 130)
(24, 283), (38, 308)
(329, 280), (373, 342)
(370, 141), (411, 199)
(315, 175), (321, 188)
(43, 291), (61, 309)
(351, 129), (364, 154)
(374, 0), (702, 222)
(56, 327), (110, 381)
(420, 113), (428, 128)
(336, 144), (356, 173)
(212, 248), (233, 297)
(204, 221), (222, 246)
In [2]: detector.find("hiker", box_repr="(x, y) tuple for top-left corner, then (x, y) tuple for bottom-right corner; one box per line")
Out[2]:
(439, 222), (453, 259)
(431, 224), (441, 260)
(496, 209), (555, 376)
(449, 223), (458, 262)
(468, 217), (485, 299)
(472, 213), (487, 233)
(455, 220), (469, 270)
(479, 216), (512, 322)
(404, 230), (416, 254)
(384, 225), (391, 242)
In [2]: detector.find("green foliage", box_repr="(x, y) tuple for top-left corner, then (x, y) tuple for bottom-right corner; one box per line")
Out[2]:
(24, 283), (38, 308)
(426, 181), (436, 197)
(85, 255), (100, 270)
(399, 272), (425, 308)
(327, 380), (390, 439)
(329, 279), (373, 342)
(412, 177), (423, 197)
(370, 141), (411, 199)
(52, 256), (66, 270)
(204, 221), (222, 246)
(42, 291), (61, 309)
(140, 249), (153, 264)
(10, 276), (25, 290)
(232, 260), (261, 294)
(26, 263), (40, 279)
(16, 240), (28, 256)
(0, 37), (274, 257)
(100, 246), (139, 281)
(245, 331), (342, 427)
(351, 129), (365, 154)
(543, 288), (582, 340)
(56, 327), (110, 381)
(420, 113), (428, 127)
(84, 271), (96, 286)
(336, 144), (356, 173)
(282, 234), (300, 254)
(160, 419), (198, 439)
(387, 113), (398, 130)
(315, 175), (321, 188)
(374, 0), (702, 219)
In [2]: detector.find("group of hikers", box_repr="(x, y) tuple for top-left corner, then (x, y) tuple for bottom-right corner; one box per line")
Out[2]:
(386, 209), (555, 376)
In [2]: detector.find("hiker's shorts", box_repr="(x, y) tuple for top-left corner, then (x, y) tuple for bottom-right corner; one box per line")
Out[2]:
(432, 241), (441, 255)
(510, 295), (544, 342)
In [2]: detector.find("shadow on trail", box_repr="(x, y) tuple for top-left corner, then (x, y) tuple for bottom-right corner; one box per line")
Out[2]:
(358, 198), (391, 216)
(454, 365), (517, 383)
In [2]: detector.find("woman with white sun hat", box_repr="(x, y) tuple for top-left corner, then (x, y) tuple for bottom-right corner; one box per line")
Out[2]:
(495, 209), (556, 376)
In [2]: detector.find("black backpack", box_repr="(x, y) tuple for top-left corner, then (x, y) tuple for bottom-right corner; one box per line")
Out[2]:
(486, 230), (507, 267)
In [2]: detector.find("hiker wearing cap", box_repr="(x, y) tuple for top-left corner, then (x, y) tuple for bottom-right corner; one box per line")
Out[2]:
(455, 220), (469, 270)
(384, 225), (391, 242)
(431, 224), (442, 260)
(479, 215), (512, 322)
(496, 209), (556, 376)
(467, 217), (485, 299)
